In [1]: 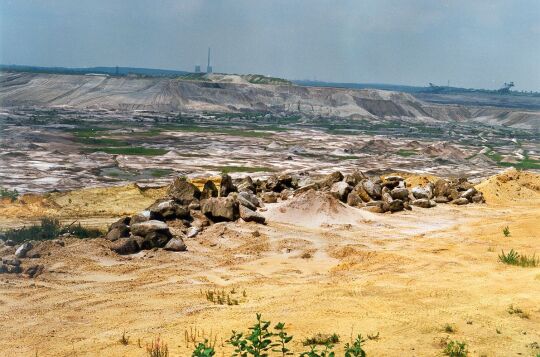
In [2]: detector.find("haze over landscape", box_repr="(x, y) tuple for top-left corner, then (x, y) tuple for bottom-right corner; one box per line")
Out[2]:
(0, 1), (539, 357)
(1, 0), (540, 90)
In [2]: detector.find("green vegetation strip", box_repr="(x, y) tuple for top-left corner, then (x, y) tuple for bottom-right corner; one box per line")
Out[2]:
(83, 147), (168, 156)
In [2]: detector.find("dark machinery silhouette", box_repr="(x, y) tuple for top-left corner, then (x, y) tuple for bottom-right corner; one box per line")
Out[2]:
(498, 82), (514, 94)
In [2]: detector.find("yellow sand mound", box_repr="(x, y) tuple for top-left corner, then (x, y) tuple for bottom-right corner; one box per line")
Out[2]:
(475, 168), (540, 205)
(0, 183), (166, 221)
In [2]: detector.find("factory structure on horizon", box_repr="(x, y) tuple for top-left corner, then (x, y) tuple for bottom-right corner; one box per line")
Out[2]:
(194, 47), (213, 74)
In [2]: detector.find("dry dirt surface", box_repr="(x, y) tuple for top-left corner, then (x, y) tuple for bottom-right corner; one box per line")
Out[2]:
(0, 169), (539, 356)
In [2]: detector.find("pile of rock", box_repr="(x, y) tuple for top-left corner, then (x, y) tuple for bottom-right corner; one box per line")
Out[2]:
(1, 240), (46, 278)
(106, 175), (267, 255)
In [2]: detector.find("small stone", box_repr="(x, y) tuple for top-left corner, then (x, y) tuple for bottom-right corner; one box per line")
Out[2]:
(15, 242), (33, 258)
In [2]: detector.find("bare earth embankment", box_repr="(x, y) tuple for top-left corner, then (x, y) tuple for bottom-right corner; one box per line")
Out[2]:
(0, 169), (539, 356)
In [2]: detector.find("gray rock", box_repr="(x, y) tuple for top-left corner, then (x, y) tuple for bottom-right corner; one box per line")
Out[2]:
(167, 177), (201, 204)
(239, 191), (261, 208)
(320, 171), (344, 188)
(131, 210), (151, 224)
(434, 196), (450, 203)
(390, 187), (409, 201)
(201, 197), (239, 221)
(219, 174), (237, 197)
(460, 188), (478, 201)
(346, 192), (363, 207)
(344, 170), (366, 187)
(24, 264), (45, 278)
(239, 205), (266, 224)
(387, 199), (404, 212)
(433, 179), (450, 197)
(330, 181), (352, 202)
(131, 220), (171, 237)
(186, 226), (200, 238)
(110, 237), (140, 255)
(2, 256), (21, 266)
(5, 240), (15, 247)
(412, 199), (436, 208)
(362, 180), (382, 199)
(164, 237), (187, 252)
(471, 193), (485, 203)
(6, 265), (22, 274)
(261, 192), (278, 203)
(231, 193), (257, 211)
(237, 176), (256, 193)
(411, 186), (431, 199)
(201, 180), (219, 200)
(452, 197), (469, 205)
(15, 242), (33, 258)
(106, 226), (129, 241)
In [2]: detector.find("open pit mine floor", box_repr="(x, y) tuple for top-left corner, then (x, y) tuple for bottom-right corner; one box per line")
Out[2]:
(0, 170), (539, 357)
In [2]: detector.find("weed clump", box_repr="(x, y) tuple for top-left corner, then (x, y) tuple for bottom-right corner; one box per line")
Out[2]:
(146, 337), (168, 357)
(507, 304), (530, 319)
(302, 333), (340, 346)
(499, 249), (539, 267)
(0, 187), (19, 201)
(119, 330), (129, 345)
(443, 340), (468, 357)
(2, 218), (102, 244)
(502, 226), (510, 237)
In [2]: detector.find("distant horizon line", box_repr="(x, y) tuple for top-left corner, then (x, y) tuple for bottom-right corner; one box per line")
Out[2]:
(1, 63), (537, 93)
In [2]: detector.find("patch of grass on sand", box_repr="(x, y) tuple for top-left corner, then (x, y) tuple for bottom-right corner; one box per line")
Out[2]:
(150, 169), (173, 178)
(204, 165), (275, 174)
(163, 125), (275, 138)
(499, 249), (539, 267)
(3, 218), (102, 244)
(83, 147), (168, 156)
(396, 149), (418, 157)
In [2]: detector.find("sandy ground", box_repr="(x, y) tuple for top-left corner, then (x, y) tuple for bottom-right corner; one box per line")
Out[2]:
(0, 170), (539, 356)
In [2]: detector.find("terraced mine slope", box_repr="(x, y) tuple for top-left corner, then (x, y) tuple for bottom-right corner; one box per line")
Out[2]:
(1, 72), (539, 130)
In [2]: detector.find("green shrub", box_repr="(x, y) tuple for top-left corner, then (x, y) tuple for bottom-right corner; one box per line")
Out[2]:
(443, 340), (467, 357)
(0, 187), (19, 201)
(302, 333), (340, 346)
(192, 339), (215, 357)
(299, 344), (335, 357)
(2, 218), (102, 244)
(344, 335), (366, 357)
(499, 249), (539, 267)
(228, 313), (275, 356)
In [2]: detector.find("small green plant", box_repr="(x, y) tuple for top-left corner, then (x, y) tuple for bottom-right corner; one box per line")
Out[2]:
(299, 344), (335, 357)
(302, 333), (340, 346)
(499, 249), (539, 267)
(2, 218), (102, 244)
(344, 335), (366, 357)
(272, 322), (294, 356)
(228, 313), (274, 356)
(444, 324), (456, 333)
(119, 330), (129, 345)
(204, 289), (240, 305)
(192, 339), (216, 357)
(507, 304), (530, 319)
(0, 187), (19, 201)
(503, 226), (510, 237)
(443, 340), (468, 357)
(146, 337), (168, 357)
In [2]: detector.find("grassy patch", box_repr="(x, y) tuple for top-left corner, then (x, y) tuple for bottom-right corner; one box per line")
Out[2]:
(443, 340), (468, 357)
(0, 187), (19, 201)
(76, 137), (129, 146)
(499, 249), (539, 267)
(486, 149), (540, 170)
(302, 333), (340, 346)
(2, 218), (102, 244)
(203, 165), (275, 174)
(150, 169), (173, 178)
(83, 147), (168, 156)
(396, 149), (418, 157)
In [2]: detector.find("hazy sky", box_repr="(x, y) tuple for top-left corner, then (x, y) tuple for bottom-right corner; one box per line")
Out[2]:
(1, 0), (539, 90)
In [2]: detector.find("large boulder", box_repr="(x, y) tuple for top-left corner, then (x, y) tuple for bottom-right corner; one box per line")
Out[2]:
(390, 187), (409, 201)
(381, 175), (403, 189)
(110, 237), (140, 255)
(201, 180), (219, 200)
(387, 199), (404, 212)
(164, 237), (187, 252)
(15, 242), (32, 258)
(452, 197), (469, 205)
(261, 192), (278, 203)
(131, 220), (171, 238)
(344, 170), (366, 187)
(362, 180), (382, 199)
(201, 197), (239, 221)
(330, 181), (352, 202)
(219, 174), (237, 197)
(168, 177), (201, 204)
(352, 183), (372, 202)
(412, 199), (436, 208)
(230, 193), (257, 211)
(433, 179), (450, 197)
(148, 199), (189, 220)
(239, 191), (261, 208)
(460, 188), (478, 201)
(411, 186), (431, 199)
(131, 211), (151, 225)
(320, 171), (344, 188)
(106, 217), (131, 241)
(239, 205), (266, 224)
(364, 201), (385, 213)
(346, 192), (363, 207)
(237, 176), (256, 193)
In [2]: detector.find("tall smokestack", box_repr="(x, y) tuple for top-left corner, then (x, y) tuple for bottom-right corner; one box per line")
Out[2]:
(206, 47), (212, 74)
